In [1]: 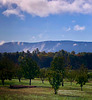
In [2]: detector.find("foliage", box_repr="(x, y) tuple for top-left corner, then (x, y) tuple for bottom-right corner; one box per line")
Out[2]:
(0, 49), (92, 86)
(0, 56), (15, 85)
(15, 64), (23, 82)
(20, 56), (39, 85)
(0, 49), (92, 70)
(51, 57), (65, 86)
(51, 57), (64, 72)
(39, 68), (47, 83)
(48, 70), (62, 94)
(65, 66), (76, 85)
(76, 64), (88, 91)
(88, 72), (92, 80)
(38, 53), (53, 68)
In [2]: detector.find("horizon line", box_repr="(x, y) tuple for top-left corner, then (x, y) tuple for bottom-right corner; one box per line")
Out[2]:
(2, 40), (92, 44)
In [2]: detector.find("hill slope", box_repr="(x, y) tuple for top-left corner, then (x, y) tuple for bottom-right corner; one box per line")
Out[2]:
(0, 41), (92, 53)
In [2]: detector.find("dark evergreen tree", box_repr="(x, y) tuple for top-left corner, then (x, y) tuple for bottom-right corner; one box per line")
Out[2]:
(0, 56), (15, 85)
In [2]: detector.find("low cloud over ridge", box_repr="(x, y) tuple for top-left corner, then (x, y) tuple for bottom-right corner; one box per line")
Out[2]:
(0, 41), (5, 45)
(0, 0), (92, 18)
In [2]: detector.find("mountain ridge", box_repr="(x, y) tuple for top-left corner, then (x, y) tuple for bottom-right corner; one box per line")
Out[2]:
(0, 40), (92, 53)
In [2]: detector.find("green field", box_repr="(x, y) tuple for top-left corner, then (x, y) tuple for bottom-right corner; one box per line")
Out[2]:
(0, 79), (92, 100)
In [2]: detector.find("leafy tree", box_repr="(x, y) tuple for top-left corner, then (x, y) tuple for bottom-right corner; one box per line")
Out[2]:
(67, 70), (76, 85)
(20, 57), (39, 85)
(51, 57), (65, 86)
(0, 57), (15, 85)
(65, 66), (76, 85)
(15, 64), (23, 82)
(88, 72), (92, 80)
(48, 70), (62, 94)
(76, 64), (88, 91)
(54, 50), (68, 58)
(32, 48), (40, 55)
(71, 51), (75, 55)
(39, 68), (47, 83)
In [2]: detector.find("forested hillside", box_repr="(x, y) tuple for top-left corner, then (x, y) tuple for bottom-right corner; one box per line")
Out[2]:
(0, 49), (92, 69)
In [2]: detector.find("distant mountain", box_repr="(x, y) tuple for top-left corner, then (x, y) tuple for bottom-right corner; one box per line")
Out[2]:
(0, 40), (92, 53)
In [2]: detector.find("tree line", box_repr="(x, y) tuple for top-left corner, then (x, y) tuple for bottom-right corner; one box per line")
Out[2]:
(0, 49), (92, 94)
(0, 49), (92, 69)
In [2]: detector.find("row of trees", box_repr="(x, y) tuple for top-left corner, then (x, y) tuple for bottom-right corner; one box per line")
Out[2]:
(49, 57), (88, 94)
(0, 53), (90, 94)
(0, 49), (92, 69)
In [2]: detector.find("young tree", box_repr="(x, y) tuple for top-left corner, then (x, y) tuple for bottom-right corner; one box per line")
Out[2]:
(76, 64), (88, 91)
(15, 64), (23, 82)
(20, 57), (39, 85)
(51, 57), (65, 86)
(48, 70), (62, 94)
(39, 68), (47, 84)
(65, 66), (76, 85)
(67, 70), (76, 85)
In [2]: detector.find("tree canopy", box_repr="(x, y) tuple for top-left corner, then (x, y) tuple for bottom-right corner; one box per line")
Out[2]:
(20, 56), (39, 85)
(76, 64), (88, 91)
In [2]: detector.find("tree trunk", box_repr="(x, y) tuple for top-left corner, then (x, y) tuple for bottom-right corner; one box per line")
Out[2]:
(62, 79), (64, 86)
(2, 79), (4, 85)
(29, 79), (31, 85)
(19, 78), (21, 82)
(42, 79), (44, 84)
(81, 84), (83, 91)
(54, 89), (57, 94)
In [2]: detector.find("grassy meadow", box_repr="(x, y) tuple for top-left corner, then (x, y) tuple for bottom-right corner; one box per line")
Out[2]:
(0, 78), (92, 100)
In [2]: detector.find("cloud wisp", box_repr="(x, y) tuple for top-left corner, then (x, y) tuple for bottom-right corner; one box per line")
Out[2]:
(74, 25), (85, 31)
(0, 40), (5, 45)
(0, 0), (92, 18)
(66, 27), (71, 31)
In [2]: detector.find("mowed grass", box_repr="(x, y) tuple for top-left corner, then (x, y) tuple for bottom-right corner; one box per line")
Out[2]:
(0, 79), (92, 100)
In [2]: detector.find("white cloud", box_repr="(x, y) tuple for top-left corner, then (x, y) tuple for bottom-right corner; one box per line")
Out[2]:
(12, 40), (14, 42)
(66, 27), (71, 31)
(17, 42), (20, 45)
(0, 0), (92, 18)
(40, 43), (45, 51)
(73, 43), (77, 46)
(74, 25), (85, 31)
(21, 42), (24, 46)
(23, 48), (30, 53)
(3, 8), (24, 19)
(56, 43), (61, 47)
(0, 40), (5, 45)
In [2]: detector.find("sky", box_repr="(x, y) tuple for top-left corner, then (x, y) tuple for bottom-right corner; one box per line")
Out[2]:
(0, 0), (92, 44)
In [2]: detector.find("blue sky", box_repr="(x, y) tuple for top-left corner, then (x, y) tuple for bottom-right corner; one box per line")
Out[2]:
(0, 0), (92, 44)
